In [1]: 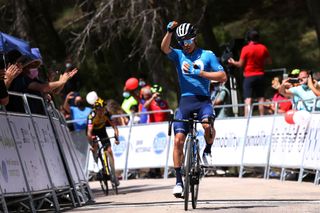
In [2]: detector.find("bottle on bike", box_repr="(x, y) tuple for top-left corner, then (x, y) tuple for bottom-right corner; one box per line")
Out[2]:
(161, 21), (227, 198)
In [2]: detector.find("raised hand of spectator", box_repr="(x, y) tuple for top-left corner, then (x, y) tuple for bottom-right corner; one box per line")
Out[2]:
(67, 68), (78, 78)
(307, 75), (316, 88)
(4, 64), (23, 87)
(66, 91), (75, 100)
(59, 68), (78, 83)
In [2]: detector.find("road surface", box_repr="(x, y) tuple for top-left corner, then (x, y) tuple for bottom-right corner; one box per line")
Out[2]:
(66, 176), (320, 212)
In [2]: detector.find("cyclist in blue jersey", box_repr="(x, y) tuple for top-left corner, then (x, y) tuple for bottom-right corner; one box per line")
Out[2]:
(161, 21), (227, 197)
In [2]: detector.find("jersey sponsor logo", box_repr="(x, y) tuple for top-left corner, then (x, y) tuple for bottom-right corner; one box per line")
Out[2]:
(153, 132), (167, 154)
(113, 135), (126, 157)
(181, 61), (190, 75)
(194, 59), (204, 71)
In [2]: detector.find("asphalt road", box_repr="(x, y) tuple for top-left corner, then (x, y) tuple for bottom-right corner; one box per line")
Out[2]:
(66, 176), (320, 213)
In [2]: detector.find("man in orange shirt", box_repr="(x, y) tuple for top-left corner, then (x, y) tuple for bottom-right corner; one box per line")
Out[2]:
(228, 29), (272, 116)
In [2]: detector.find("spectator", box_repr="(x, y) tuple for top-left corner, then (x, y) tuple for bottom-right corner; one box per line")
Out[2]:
(265, 76), (292, 114)
(144, 84), (169, 123)
(129, 104), (140, 124)
(0, 68), (9, 105)
(279, 70), (319, 112)
(307, 73), (320, 97)
(7, 56), (78, 113)
(139, 86), (152, 123)
(228, 29), (272, 116)
(63, 91), (92, 131)
(121, 77), (139, 114)
(107, 99), (129, 126)
(210, 81), (230, 118)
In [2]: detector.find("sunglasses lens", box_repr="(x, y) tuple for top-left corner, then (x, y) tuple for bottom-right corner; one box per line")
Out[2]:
(179, 38), (194, 46)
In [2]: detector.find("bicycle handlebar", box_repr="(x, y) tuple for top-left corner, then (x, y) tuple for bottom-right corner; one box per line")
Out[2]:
(92, 136), (118, 144)
(168, 113), (214, 136)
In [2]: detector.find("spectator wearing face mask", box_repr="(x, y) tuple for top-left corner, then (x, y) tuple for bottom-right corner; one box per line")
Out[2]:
(7, 55), (78, 114)
(121, 77), (139, 114)
(63, 91), (92, 131)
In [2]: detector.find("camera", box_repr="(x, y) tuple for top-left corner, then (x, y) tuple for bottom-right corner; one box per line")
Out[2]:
(220, 44), (233, 66)
(288, 78), (300, 84)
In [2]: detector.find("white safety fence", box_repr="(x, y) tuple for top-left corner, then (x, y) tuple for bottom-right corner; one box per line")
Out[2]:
(0, 92), (93, 213)
(82, 97), (320, 185)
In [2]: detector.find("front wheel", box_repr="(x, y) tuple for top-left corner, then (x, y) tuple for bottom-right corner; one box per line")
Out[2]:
(184, 137), (193, 211)
(191, 142), (201, 209)
(106, 152), (118, 194)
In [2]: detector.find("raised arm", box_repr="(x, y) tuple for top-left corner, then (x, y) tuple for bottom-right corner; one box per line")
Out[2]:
(279, 79), (293, 98)
(27, 68), (78, 93)
(308, 76), (320, 96)
(4, 64), (23, 88)
(160, 21), (179, 54)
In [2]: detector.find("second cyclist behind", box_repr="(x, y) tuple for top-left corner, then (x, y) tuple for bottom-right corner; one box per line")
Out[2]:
(161, 21), (227, 197)
(87, 97), (120, 184)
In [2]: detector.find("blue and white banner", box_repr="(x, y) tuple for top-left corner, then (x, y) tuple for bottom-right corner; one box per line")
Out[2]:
(211, 118), (247, 166)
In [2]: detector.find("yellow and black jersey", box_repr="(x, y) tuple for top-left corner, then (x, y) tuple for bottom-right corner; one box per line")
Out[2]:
(87, 110), (111, 130)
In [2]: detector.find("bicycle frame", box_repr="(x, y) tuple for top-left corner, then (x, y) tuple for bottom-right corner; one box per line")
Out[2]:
(168, 113), (212, 210)
(93, 136), (118, 195)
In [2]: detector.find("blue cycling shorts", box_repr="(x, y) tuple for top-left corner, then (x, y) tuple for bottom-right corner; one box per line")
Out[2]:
(174, 95), (214, 135)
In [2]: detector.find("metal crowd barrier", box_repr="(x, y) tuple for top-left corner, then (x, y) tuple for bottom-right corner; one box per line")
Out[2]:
(0, 92), (94, 213)
(90, 98), (320, 185)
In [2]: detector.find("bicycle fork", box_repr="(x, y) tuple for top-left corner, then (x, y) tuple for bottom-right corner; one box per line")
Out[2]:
(190, 138), (201, 185)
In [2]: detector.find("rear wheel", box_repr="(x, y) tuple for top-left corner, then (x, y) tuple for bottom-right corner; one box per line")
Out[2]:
(184, 137), (192, 211)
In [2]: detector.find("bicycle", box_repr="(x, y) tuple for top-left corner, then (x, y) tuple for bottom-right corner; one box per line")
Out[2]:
(168, 113), (213, 210)
(92, 136), (119, 195)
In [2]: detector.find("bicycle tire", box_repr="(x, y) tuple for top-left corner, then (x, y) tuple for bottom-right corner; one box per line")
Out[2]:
(101, 179), (109, 195)
(191, 144), (200, 209)
(184, 136), (193, 211)
(107, 153), (118, 194)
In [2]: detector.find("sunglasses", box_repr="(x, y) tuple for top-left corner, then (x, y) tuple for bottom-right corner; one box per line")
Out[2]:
(179, 37), (195, 46)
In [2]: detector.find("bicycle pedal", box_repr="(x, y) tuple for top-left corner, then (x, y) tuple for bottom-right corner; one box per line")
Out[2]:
(174, 193), (184, 199)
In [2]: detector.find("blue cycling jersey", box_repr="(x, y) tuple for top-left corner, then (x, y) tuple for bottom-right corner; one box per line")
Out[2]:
(167, 48), (224, 97)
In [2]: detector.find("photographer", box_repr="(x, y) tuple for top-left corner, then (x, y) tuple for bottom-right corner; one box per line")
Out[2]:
(143, 84), (169, 123)
(279, 70), (319, 111)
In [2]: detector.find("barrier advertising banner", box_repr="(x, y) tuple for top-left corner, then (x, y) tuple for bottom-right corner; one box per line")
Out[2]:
(269, 115), (309, 168)
(211, 118), (247, 166)
(0, 114), (27, 193)
(107, 126), (130, 170)
(52, 118), (80, 184)
(126, 123), (170, 169)
(302, 114), (320, 170)
(242, 116), (274, 166)
(7, 115), (50, 191)
(32, 116), (69, 188)
(61, 125), (86, 181)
